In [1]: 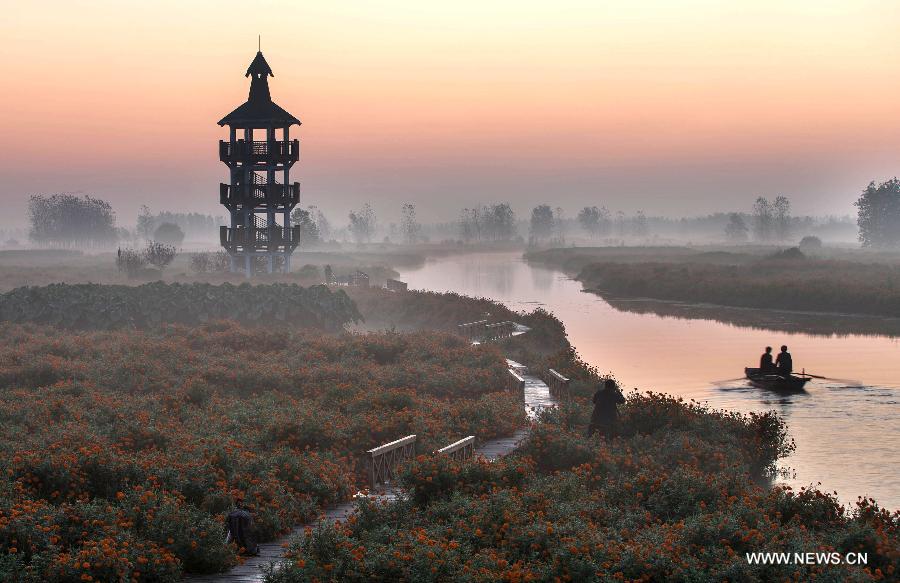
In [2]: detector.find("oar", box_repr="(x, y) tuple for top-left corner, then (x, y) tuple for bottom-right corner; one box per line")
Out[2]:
(711, 377), (747, 384)
(797, 370), (861, 385)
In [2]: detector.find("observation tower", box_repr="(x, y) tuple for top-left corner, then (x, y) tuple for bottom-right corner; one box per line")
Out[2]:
(218, 50), (301, 275)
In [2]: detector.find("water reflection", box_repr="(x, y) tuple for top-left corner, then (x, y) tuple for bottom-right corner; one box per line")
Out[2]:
(397, 251), (900, 510)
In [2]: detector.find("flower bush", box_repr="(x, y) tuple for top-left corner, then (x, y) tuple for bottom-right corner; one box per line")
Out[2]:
(0, 282), (361, 331)
(270, 369), (898, 583)
(0, 321), (524, 581)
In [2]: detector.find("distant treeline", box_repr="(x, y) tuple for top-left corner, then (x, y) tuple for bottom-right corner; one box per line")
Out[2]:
(136, 206), (225, 240)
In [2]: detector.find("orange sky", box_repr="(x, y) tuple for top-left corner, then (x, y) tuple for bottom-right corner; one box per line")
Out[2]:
(2, 0), (899, 227)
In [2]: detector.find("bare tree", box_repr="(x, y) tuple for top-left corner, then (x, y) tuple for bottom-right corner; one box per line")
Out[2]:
(400, 203), (421, 244)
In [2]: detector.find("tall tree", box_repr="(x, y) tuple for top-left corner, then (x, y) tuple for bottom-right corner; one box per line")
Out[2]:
(752, 197), (773, 242)
(529, 205), (555, 244)
(28, 193), (117, 248)
(291, 207), (321, 246)
(136, 205), (154, 241)
(773, 195), (792, 242)
(632, 210), (649, 238)
(724, 213), (749, 242)
(400, 203), (421, 244)
(855, 178), (900, 248)
(485, 203), (516, 241)
(553, 207), (566, 244)
(348, 203), (376, 244)
(584, 206), (612, 238)
(310, 207), (331, 242)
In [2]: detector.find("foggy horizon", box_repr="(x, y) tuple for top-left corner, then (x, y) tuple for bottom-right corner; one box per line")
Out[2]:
(3, 1), (899, 228)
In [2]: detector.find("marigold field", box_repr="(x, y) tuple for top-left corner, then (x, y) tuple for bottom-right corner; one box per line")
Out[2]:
(0, 321), (525, 581)
(2, 284), (897, 582)
(269, 391), (899, 582)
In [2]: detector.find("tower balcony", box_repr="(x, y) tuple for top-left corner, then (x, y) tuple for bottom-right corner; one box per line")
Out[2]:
(220, 182), (300, 210)
(220, 225), (302, 253)
(219, 139), (300, 165)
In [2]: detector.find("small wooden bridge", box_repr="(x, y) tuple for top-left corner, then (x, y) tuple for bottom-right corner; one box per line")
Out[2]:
(187, 329), (554, 582)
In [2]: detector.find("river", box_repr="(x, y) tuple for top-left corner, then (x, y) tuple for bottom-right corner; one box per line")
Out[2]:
(397, 251), (900, 510)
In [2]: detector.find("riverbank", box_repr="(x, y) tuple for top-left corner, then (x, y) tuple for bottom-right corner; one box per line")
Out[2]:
(526, 246), (900, 319)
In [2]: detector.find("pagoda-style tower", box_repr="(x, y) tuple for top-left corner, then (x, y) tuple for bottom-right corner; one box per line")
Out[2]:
(218, 51), (301, 276)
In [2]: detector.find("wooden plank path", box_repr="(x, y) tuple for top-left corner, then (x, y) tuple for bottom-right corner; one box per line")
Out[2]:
(185, 339), (552, 582)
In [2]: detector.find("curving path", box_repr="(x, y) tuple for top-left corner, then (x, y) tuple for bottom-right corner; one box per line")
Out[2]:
(186, 333), (553, 582)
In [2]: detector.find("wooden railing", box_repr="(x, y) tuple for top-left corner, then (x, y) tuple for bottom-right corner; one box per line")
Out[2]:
(220, 182), (300, 209)
(484, 321), (516, 341)
(219, 139), (300, 164)
(367, 434), (416, 487)
(220, 225), (302, 250)
(437, 436), (475, 461)
(457, 320), (488, 340)
(548, 368), (570, 400)
(507, 368), (525, 396)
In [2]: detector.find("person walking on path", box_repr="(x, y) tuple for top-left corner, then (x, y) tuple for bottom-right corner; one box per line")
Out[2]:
(588, 379), (625, 438)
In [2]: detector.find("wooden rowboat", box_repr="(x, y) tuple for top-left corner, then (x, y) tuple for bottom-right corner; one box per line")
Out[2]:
(744, 367), (811, 392)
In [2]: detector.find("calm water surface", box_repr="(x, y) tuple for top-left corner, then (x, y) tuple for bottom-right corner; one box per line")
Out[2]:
(397, 252), (900, 510)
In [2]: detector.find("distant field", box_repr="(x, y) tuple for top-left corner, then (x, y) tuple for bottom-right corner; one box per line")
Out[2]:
(527, 246), (900, 318)
(0, 247), (412, 291)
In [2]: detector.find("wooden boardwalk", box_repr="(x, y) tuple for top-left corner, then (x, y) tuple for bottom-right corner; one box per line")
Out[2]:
(186, 342), (552, 582)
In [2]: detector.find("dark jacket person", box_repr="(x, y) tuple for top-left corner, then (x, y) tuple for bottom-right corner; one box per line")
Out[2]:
(225, 502), (259, 555)
(760, 346), (774, 373)
(588, 379), (625, 438)
(775, 345), (793, 377)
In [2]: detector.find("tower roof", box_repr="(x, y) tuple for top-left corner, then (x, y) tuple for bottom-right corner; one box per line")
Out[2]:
(246, 51), (274, 78)
(218, 51), (301, 128)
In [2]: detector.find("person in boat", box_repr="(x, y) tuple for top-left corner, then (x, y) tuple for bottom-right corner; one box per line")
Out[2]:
(775, 345), (793, 377)
(225, 499), (259, 556)
(587, 378), (626, 438)
(759, 346), (775, 373)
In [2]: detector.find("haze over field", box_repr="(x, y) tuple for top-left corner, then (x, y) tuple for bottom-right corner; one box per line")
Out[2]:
(2, 0), (899, 227)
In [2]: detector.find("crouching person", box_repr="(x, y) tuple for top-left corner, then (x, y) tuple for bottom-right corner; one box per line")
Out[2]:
(225, 499), (259, 556)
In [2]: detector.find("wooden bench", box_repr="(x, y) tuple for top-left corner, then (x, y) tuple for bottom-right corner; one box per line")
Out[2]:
(367, 434), (416, 487)
(437, 436), (475, 461)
